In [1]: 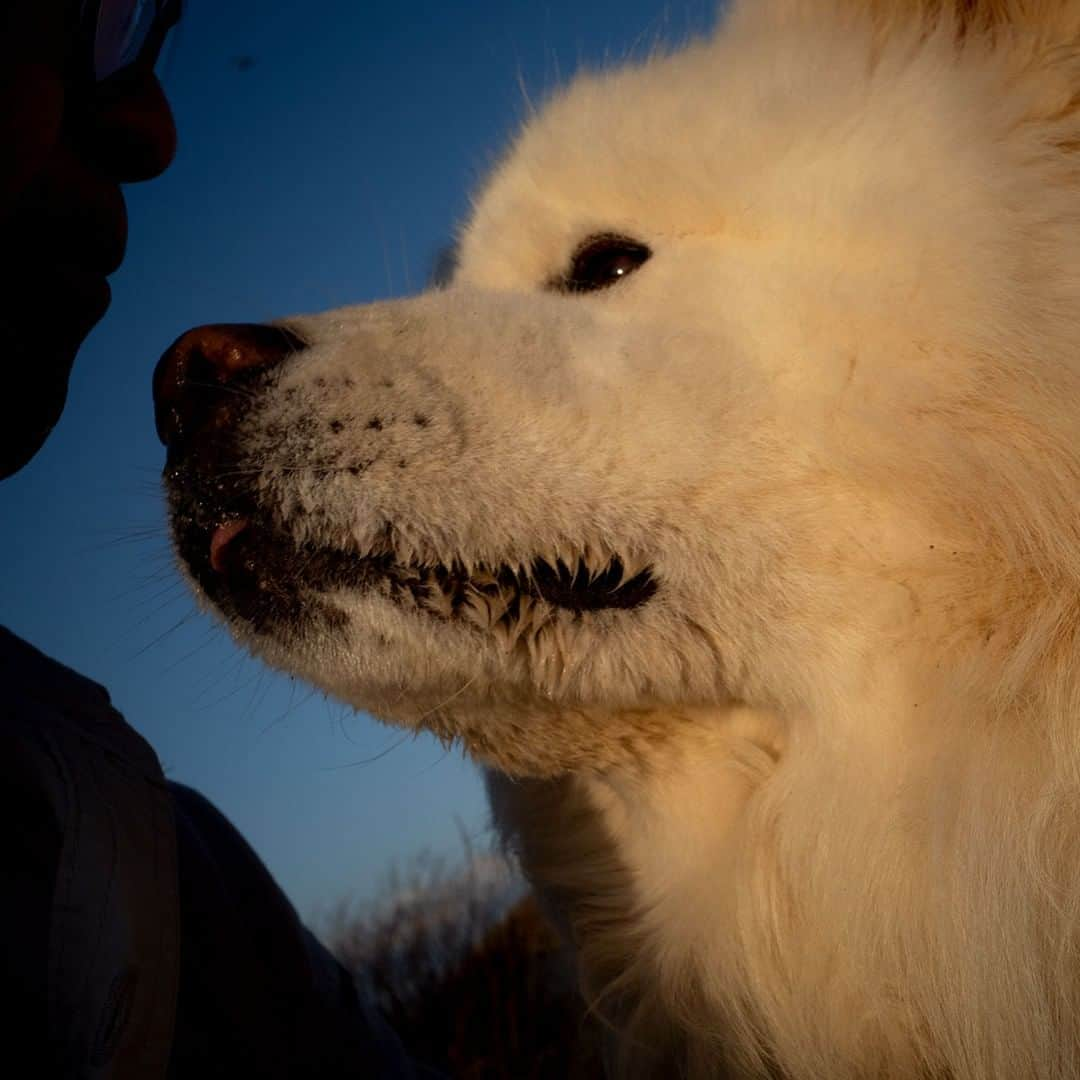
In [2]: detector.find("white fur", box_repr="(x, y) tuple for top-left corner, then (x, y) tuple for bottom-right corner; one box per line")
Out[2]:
(179, 1), (1080, 1075)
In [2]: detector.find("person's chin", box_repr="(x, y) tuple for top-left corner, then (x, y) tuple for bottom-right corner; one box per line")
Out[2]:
(42, 262), (114, 335)
(0, 265), (112, 479)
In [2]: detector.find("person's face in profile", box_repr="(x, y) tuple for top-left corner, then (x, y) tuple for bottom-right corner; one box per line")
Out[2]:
(0, 0), (180, 479)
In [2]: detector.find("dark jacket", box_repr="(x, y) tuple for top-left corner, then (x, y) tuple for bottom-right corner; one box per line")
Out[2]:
(1, 627), (438, 1079)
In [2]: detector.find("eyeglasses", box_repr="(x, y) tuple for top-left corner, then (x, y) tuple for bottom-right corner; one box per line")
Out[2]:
(79, 0), (183, 83)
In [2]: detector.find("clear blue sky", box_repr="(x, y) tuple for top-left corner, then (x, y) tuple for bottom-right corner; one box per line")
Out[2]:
(0, 0), (713, 924)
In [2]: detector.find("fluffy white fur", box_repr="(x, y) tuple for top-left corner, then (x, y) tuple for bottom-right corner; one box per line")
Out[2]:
(175, 1), (1080, 1075)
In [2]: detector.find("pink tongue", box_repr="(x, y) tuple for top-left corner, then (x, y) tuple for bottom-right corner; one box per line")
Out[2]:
(209, 518), (249, 573)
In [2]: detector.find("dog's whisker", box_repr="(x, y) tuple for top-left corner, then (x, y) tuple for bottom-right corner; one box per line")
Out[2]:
(183, 378), (261, 402)
(414, 672), (482, 726)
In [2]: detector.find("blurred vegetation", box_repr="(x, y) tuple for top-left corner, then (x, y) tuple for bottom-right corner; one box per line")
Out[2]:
(326, 854), (604, 1078)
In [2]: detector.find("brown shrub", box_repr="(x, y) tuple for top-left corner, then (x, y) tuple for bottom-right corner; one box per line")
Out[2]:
(328, 857), (602, 1078)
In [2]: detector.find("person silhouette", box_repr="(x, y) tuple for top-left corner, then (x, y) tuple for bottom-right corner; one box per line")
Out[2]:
(0, 3), (438, 1075)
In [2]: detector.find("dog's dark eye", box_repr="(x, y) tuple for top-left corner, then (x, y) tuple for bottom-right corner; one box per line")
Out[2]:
(552, 234), (651, 294)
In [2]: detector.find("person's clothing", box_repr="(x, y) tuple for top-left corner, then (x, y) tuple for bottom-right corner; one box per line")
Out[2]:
(1, 626), (438, 1079)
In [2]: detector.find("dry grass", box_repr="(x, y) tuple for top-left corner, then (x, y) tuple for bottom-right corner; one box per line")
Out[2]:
(327, 855), (604, 1078)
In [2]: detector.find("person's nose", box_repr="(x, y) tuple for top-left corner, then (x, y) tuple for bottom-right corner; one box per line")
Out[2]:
(76, 72), (177, 183)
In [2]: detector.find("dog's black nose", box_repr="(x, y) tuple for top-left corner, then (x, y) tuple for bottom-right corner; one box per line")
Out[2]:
(152, 323), (305, 449)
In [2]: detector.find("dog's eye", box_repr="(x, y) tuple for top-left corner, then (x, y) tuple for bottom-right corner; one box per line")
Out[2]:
(552, 234), (651, 294)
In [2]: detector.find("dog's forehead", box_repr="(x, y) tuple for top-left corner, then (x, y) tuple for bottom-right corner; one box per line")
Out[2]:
(457, 43), (728, 287)
(457, 6), (1026, 353)
(457, 16), (979, 291)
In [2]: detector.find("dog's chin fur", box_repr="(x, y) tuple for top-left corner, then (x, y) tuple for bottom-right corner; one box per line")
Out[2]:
(168, 0), (1080, 1075)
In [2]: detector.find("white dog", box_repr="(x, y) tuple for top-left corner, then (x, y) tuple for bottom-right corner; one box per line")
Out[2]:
(155, 1), (1080, 1075)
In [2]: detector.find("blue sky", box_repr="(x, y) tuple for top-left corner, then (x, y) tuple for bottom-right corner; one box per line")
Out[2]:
(0, 0), (713, 924)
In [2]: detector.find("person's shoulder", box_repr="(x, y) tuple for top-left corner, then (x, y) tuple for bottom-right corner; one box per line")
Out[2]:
(0, 626), (179, 1076)
(0, 625), (112, 710)
(0, 626), (162, 779)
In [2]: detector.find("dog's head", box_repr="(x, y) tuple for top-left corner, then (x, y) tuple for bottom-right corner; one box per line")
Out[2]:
(157, 0), (1080, 776)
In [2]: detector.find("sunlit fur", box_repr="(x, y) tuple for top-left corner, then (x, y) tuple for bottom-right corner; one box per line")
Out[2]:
(180, 0), (1080, 1075)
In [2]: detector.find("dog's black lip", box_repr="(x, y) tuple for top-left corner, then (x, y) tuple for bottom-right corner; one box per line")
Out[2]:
(175, 501), (657, 629)
(173, 507), (366, 633)
(527, 555), (657, 611)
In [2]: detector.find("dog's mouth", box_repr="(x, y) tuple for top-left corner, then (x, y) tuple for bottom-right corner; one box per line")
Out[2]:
(173, 501), (658, 636)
